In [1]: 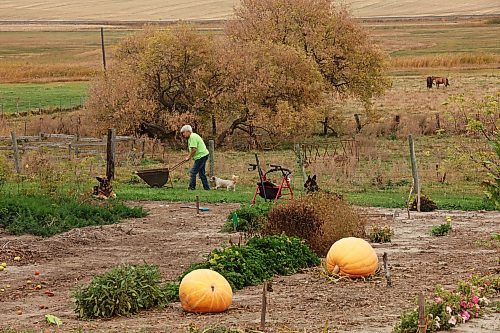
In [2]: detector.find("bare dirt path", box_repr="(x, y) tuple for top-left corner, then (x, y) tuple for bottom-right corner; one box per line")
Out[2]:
(0, 202), (498, 332)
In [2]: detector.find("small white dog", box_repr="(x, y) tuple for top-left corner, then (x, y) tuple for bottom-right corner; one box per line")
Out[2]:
(211, 175), (239, 191)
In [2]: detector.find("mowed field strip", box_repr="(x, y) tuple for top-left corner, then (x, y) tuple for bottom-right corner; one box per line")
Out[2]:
(0, 0), (498, 21)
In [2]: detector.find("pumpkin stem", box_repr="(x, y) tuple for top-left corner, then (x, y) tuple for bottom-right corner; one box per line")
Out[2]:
(333, 265), (340, 275)
(211, 285), (215, 292)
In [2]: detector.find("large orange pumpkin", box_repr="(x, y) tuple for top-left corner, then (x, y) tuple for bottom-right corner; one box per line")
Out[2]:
(179, 269), (233, 313)
(326, 237), (378, 277)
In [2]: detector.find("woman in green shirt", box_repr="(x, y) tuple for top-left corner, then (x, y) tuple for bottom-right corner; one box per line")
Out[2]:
(181, 125), (210, 190)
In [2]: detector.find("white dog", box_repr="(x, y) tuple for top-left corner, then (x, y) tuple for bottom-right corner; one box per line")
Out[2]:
(211, 175), (239, 191)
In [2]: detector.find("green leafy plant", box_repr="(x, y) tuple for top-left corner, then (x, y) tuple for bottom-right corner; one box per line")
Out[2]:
(431, 216), (452, 237)
(44, 314), (62, 326)
(222, 203), (272, 233)
(266, 192), (365, 255)
(368, 225), (394, 243)
(73, 263), (168, 319)
(0, 194), (146, 237)
(178, 235), (319, 292)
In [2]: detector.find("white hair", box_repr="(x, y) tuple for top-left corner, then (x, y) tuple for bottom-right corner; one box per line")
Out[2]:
(180, 125), (193, 133)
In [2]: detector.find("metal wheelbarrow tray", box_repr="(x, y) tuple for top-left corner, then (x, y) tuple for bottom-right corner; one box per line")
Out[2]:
(135, 168), (171, 188)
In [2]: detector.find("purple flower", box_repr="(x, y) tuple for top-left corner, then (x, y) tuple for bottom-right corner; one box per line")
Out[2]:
(472, 295), (479, 304)
(461, 311), (471, 322)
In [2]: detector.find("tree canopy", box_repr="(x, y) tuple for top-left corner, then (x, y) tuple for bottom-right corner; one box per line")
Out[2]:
(88, 0), (389, 146)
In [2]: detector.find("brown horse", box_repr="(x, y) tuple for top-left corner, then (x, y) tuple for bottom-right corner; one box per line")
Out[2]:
(426, 76), (433, 89)
(432, 76), (449, 88)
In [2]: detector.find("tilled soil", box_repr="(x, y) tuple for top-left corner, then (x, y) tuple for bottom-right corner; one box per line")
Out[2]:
(0, 202), (498, 332)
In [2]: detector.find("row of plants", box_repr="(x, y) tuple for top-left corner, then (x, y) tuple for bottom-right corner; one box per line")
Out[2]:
(0, 194), (146, 237)
(73, 234), (320, 319)
(394, 274), (500, 333)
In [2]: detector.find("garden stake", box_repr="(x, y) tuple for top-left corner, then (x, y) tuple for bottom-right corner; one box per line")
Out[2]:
(382, 252), (392, 287)
(260, 281), (268, 330)
(417, 292), (427, 333)
(196, 196), (200, 215)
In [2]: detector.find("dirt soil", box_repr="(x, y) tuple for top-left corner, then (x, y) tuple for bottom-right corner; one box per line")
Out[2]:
(0, 202), (499, 333)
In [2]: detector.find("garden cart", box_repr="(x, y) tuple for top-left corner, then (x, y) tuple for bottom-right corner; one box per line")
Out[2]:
(135, 159), (188, 188)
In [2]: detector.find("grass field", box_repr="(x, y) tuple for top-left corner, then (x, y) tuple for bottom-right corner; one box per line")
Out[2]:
(0, 82), (88, 113)
(0, 0), (498, 21)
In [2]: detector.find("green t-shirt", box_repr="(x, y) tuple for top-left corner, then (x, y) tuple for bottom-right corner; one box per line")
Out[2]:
(188, 133), (209, 160)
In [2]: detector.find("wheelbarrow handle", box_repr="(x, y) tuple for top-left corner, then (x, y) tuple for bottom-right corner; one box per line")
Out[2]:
(170, 159), (189, 171)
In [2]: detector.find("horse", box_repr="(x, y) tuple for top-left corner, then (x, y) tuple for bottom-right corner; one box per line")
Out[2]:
(426, 76), (433, 89)
(432, 76), (449, 88)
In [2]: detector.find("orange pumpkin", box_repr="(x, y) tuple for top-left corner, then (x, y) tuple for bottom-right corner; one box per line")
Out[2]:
(179, 269), (233, 313)
(326, 237), (378, 277)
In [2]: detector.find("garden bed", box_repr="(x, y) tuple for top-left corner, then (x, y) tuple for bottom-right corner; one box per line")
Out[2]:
(0, 202), (498, 332)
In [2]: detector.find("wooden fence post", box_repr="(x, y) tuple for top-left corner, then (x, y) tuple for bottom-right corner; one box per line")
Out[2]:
(294, 143), (307, 186)
(101, 27), (107, 72)
(11, 131), (21, 174)
(417, 293), (427, 333)
(260, 281), (268, 330)
(408, 135), (421, 212)
(106, 128), (116, 180)
(208, 140), (215, 177)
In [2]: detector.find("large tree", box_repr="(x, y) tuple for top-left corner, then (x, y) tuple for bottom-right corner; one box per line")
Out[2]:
(227, 0), (389, 129)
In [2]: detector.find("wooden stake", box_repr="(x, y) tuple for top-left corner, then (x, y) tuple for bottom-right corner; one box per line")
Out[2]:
(382, 252), (392, 287)
(408, 135), (421, 212)
(417, 293), (427, 333)
(260, 282), (268, 330)
(11, 131), (21, 174)
(208, 140), (215, 177)
(196, 195), (200, 215)
(106, 128), (116, 180)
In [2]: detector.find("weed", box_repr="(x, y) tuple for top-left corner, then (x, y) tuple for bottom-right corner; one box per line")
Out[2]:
(73, 263), (167, 319)
(368, 225), (394, 243)
(0, 194), (146, 237)
(430, 222), (452, 237)
(266, 193), (365, 256)
(222, 203), (272, 233)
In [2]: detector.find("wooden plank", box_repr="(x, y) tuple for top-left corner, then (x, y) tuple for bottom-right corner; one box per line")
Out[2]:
(106, 128), (116, 180)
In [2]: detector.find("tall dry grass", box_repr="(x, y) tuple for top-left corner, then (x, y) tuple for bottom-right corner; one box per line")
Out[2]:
(391, 53), (500, 68)
(0, 62), (97, 83)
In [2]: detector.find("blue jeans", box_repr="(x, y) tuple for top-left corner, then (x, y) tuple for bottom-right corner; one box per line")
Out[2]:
(189, 155), (210, 190)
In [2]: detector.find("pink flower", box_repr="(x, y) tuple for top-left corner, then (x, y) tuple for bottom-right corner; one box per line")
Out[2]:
(460, 301), (467, 308)
(472, 296), (479, 304)
(461, 311), (471, 322)
(448, 316), (457, 326)
(434, 297), (443, 304)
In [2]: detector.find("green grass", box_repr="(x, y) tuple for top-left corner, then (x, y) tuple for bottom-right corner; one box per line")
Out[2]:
(115, 183), (494, 211)
(0, 194), (146, 237)
(0, 82), (88, 113)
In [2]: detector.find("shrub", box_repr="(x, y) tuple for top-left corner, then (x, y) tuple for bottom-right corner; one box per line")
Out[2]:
(73, 263), (168, 319)
(265, 193), (365, 256)
(410, 195), (438, 212)
(222, 203), (272, 233)
(179, 235), (319, 291)
(368, 225), (394, 243)
(0, 194), (147, 237)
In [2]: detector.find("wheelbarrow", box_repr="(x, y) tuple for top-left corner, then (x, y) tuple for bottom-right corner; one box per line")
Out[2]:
(135, 160), (188, 188)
